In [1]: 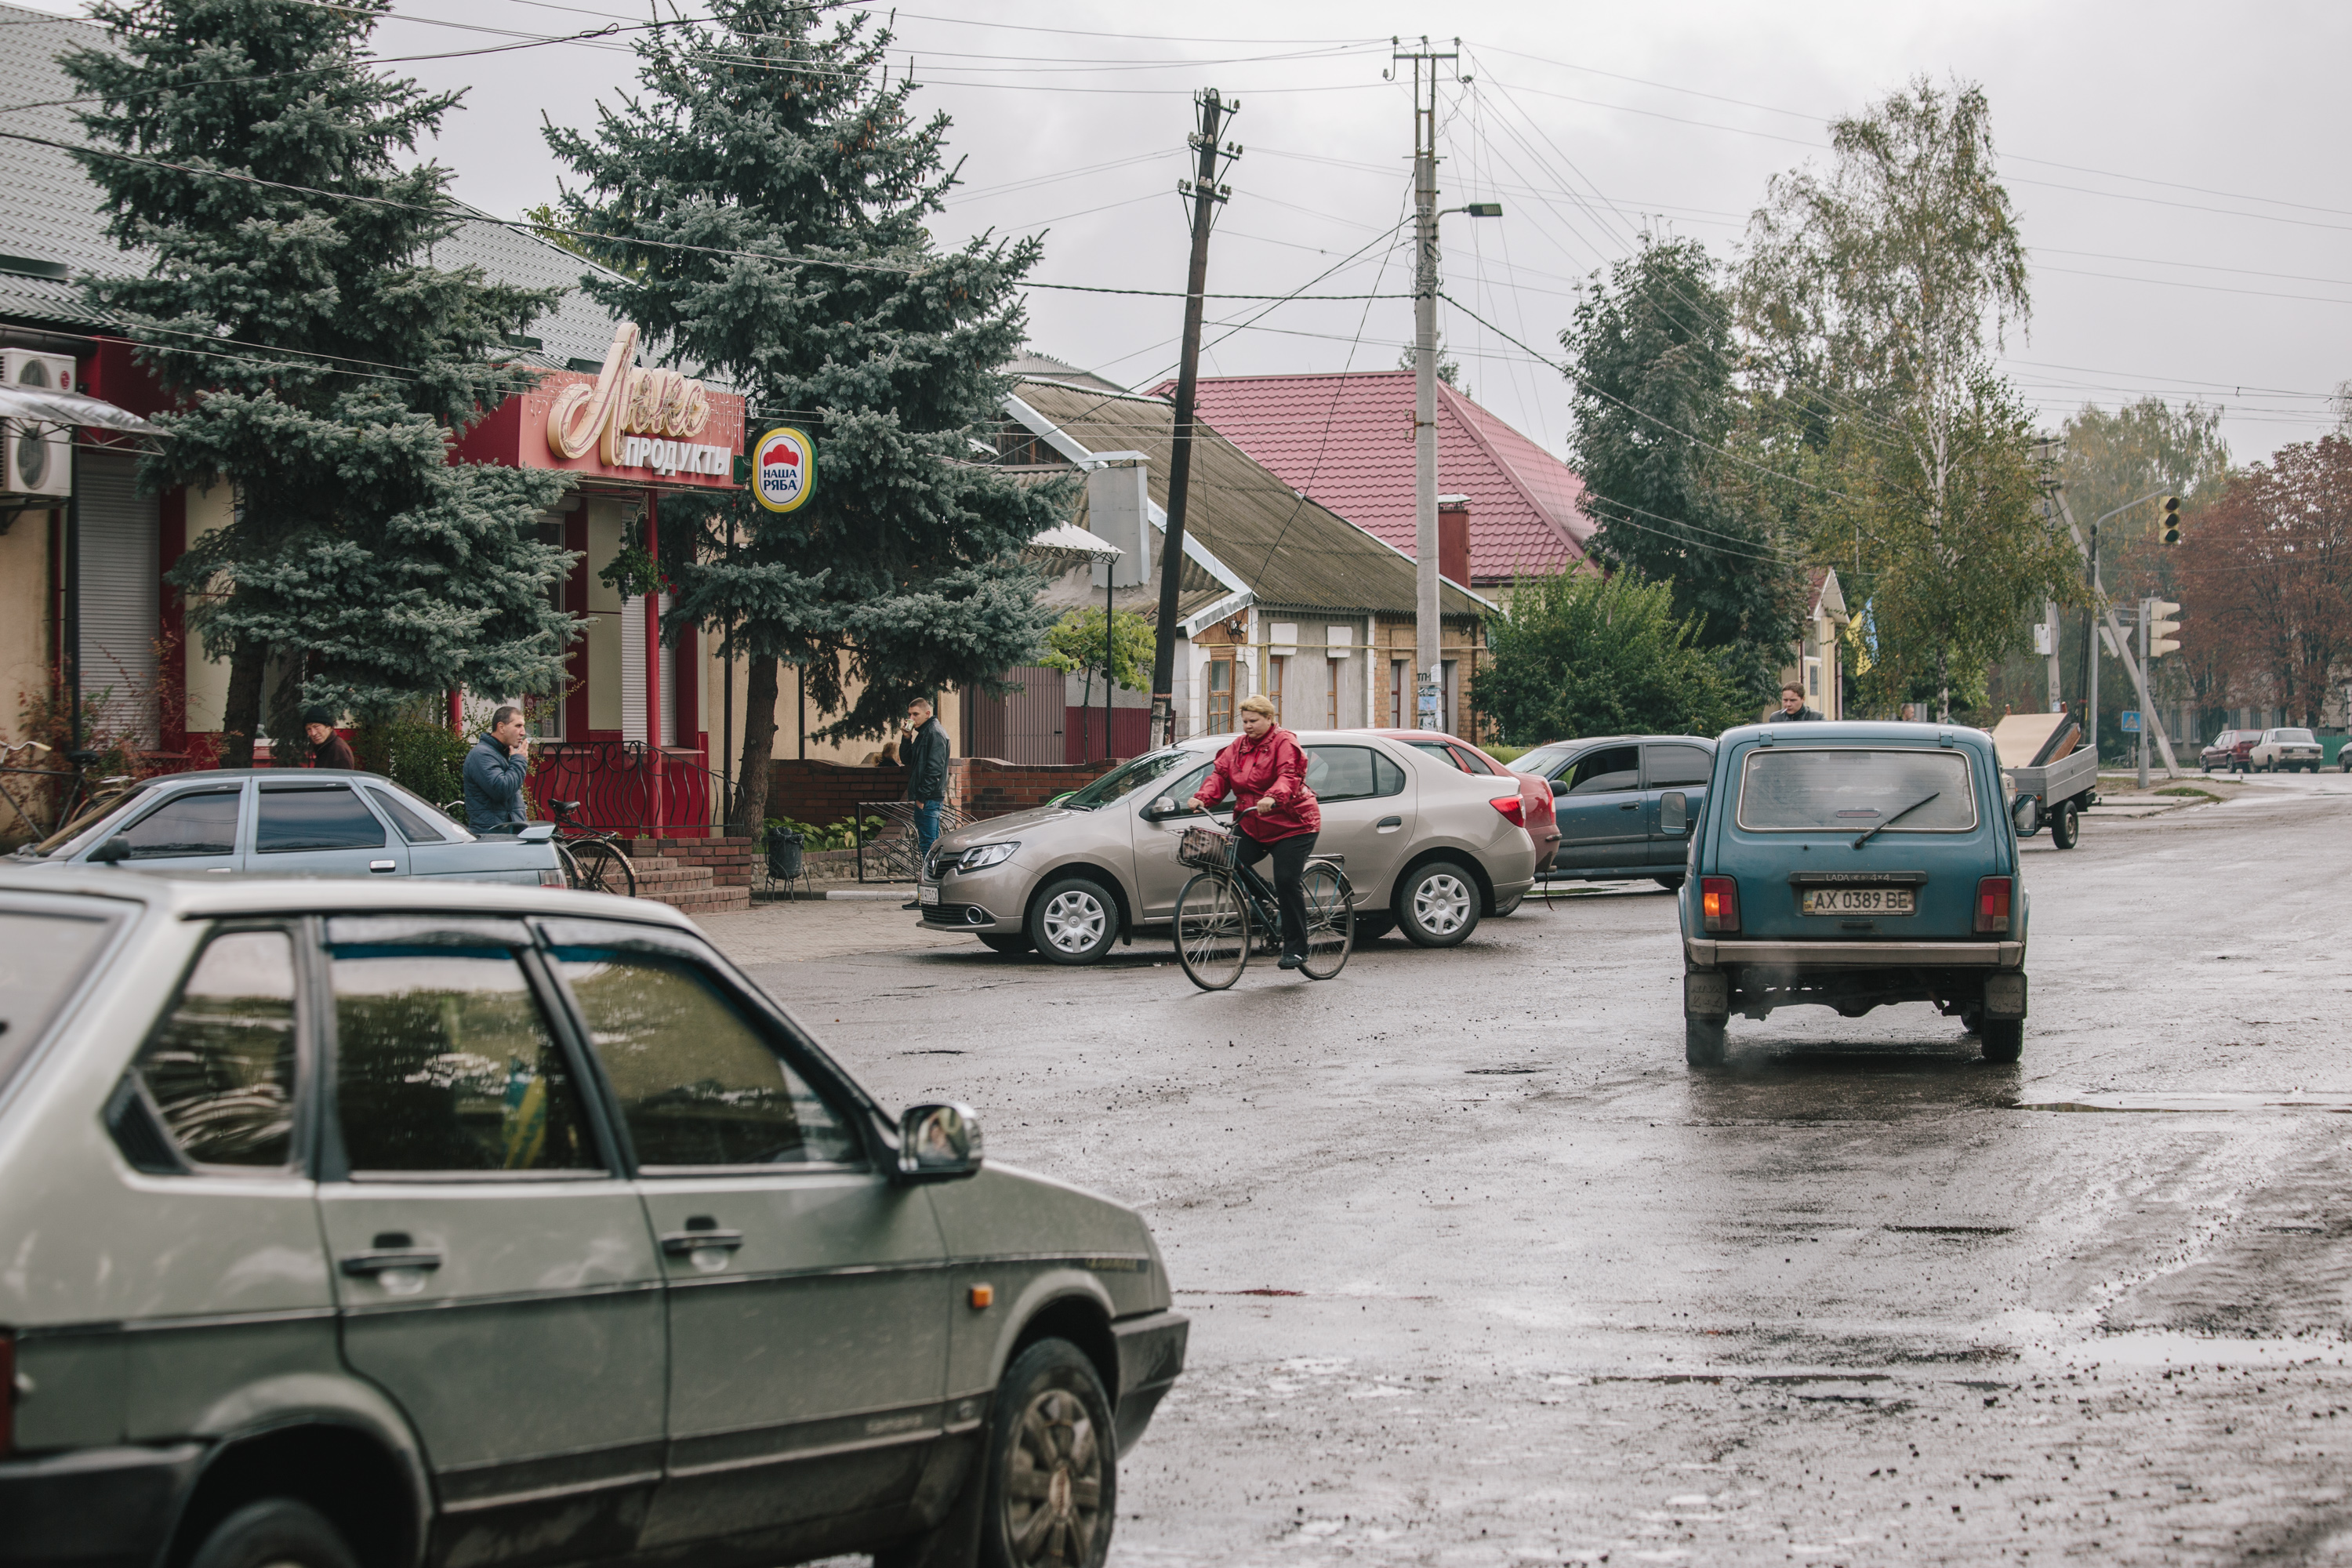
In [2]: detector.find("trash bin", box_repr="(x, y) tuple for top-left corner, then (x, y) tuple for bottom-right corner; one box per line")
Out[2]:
(764, 826), (805, 881)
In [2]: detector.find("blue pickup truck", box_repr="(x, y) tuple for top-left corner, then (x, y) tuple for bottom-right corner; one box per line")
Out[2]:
(1677, 722), (2028, 1068)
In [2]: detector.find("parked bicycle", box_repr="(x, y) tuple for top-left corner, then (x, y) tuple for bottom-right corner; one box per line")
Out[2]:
(547, 800), (639, 898)
(1171, 820), (1352, 990)
(437, 797), (638, 898)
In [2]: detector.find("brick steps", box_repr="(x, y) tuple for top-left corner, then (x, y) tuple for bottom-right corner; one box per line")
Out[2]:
(612, 844), (751, 914)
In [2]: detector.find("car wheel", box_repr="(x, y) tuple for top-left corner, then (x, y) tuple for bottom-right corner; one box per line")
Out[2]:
(1685, 1018), (1726, 1068)
(2049, 800), (2079, 849)
(978, 933), (1033, 955)
(1493, 890), (1526, 917)
(189, 1500), (359, 1568)
(1653, 876), (1685, 891)
(1395, 860), (1480, 948)
(1959, 1003), (1985, 1036)
(1028, 877), (1118, 965)
(1979, 1018), (2024, 1064)
(979, 1338), (1116, 1568)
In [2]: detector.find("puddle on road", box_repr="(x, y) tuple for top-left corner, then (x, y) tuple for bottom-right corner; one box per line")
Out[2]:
(1466, 1065), (1551, 1076)
(2013, 1091), (2352, 1115)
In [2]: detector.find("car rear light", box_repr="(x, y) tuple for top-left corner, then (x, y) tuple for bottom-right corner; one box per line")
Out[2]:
(1975, 876), (2013, 933)
(1, 1328), (13, 1457)
(1700, 876), (1740, 933)
(539, 869), (568, 888)
(1489, 794), (1526, 827)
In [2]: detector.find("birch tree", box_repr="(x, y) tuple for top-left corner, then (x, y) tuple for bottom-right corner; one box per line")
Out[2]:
(1741, 78), (2074, 718)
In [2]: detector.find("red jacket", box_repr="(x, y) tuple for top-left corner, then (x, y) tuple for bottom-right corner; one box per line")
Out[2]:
(1193, 727), (1321, 844)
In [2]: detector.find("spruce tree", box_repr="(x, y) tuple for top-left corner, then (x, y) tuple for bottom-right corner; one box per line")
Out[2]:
(65, 0), (575, 764)
(546, 0), (1068, 831)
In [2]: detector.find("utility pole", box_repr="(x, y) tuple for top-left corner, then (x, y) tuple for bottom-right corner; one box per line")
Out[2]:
(2053, 490), (2183, 778)
(2136, 597), (2151, 789)
(1392, 38), (1495, 734)
(2082, 514), (2100, 757)
(1148, 89), (1238, 747)
(1403, 39), (1452, 732)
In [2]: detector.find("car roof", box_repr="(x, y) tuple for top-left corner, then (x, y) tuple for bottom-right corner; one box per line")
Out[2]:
(121, 768), (391, 785)
(1718, 720), (1997, 749)
(1515, 735), (1717, 750)
(0, 863), (699, 931)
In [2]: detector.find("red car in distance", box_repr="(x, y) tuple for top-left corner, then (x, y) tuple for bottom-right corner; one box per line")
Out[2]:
(1374, 729), (1562, 874)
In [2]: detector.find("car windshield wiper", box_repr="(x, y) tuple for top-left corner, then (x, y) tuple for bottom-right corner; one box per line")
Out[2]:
(1851, 790), (1940, 850)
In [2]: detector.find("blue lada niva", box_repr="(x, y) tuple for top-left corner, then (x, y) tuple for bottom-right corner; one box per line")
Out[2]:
(1677, 721), (2028, 1067)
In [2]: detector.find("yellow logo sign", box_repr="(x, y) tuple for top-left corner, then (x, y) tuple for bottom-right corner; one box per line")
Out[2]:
(751, 426), (816, 514)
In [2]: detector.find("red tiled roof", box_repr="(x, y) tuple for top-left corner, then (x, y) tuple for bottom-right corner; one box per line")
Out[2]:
(1149, 370), (1588, 583)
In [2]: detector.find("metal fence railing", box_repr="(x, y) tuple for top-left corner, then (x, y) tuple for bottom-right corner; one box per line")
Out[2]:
(855, 800), (971, 884)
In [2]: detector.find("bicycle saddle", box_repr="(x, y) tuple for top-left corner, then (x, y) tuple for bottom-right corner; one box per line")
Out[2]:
(550, 800), (582, 814)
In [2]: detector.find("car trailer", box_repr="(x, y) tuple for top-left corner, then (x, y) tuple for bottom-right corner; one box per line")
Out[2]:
(1994, 712), (2098, 849)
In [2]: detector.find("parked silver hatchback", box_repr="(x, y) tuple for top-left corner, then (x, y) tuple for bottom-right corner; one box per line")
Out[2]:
(0, 869), (1184, 1568)
(919, 730), (1540, 962)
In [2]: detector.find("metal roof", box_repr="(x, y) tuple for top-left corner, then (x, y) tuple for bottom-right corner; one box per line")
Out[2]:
(0, 2), (631, 371)
(1008, 379), (1490, 624)
(1145, 369), (1590, 584)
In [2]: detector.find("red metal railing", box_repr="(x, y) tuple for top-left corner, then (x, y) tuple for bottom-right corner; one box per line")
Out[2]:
(528, 741), (718, 834)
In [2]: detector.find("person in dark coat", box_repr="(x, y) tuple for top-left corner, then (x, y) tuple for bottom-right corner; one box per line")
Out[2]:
(902, 696), (950, 851)
(463, 705), (532, 833)
(303, 705), (357, 770)
(1767, 684), (1823, 722)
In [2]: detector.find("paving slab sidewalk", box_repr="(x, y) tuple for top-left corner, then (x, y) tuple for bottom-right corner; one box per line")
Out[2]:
(695, 897), (973, 964)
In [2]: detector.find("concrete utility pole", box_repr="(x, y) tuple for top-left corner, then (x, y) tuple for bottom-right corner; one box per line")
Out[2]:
(1401, 39), (1453, 731)
(2054, 490), (2182, 779)
(1148, 89), (1238, 748)
(1393, 38), (1496, 733)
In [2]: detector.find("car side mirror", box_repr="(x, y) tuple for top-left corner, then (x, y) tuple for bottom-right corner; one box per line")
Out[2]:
(898, 1102), (983, 1181)
(1659, 791), (1688, 836)
(87, 837), (130, 865)
(1146, 797), (1178, 819)
(1548, 778), (1567, 798)
(2011, 796), (2041, 835)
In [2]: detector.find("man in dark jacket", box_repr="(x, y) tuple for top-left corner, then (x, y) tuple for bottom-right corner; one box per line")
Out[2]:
(463, 705), (532, 833)
(900, 698), (949, 908)
(1767, 684), (1823, 723)
(303, 705), (357, 770)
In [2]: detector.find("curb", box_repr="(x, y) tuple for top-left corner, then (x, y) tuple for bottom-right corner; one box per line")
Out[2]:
(746, 887), (916, 902)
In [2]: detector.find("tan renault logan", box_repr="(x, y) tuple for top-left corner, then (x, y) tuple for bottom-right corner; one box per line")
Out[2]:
(919, 731), (1540, 963)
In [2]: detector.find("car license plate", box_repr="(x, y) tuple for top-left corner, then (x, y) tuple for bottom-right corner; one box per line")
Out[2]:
(918, 883), (939, 906)
(1802, 887), (1913, 916)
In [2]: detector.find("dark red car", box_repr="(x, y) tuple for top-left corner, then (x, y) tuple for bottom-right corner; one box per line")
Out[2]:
(1373, 729), (1562, 873)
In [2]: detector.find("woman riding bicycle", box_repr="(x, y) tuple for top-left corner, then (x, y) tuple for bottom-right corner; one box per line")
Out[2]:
(1192, 695), (1322, 969)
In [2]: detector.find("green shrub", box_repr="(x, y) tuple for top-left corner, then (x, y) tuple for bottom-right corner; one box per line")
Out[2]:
(353, 717), (472, 807)
(763, 814), (887, 852)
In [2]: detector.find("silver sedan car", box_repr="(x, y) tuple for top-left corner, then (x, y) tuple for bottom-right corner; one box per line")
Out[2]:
(919, 730), (1540, 964)
(12, 768), (566, 885)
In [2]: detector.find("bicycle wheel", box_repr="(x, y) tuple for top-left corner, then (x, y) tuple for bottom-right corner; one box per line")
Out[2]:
(1298, 862), (1354, 980)
(1174, 872), (1250, 992)
(567, 838), (638, 898)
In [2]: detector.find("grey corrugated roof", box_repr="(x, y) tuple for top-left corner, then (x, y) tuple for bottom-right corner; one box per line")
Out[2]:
(0, 1), (630, 368)
(1013, 379), (1489, 623)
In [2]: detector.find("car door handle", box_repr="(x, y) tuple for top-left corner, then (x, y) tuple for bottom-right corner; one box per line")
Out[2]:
(1376, 816), (1403, 830)
(1618, 802), (1640, 811)
(339, 1248), (443, 1276)
(660, 1229), (745, 1256)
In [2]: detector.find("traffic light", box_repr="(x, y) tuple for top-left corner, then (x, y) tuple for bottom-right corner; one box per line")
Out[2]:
(2146, 599), (2181, 659)
(2160, 495), (2182, 546)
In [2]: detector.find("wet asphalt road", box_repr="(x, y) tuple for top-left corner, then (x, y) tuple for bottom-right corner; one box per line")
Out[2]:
(720, 774), (2352, 1566)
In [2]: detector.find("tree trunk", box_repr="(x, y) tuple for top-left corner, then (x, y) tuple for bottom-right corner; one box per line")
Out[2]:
(219, 638), (268, 768)
(729, 654), (780, 835)
(1936, 644), (1951, 724)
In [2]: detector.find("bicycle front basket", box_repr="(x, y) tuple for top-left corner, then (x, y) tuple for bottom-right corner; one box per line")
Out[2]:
(1177, 823), (1236, 871)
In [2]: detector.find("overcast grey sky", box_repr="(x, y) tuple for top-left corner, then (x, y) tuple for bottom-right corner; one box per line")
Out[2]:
(207, 0), (2352, 466)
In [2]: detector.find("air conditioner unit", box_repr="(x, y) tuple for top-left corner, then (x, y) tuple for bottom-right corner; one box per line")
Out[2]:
(2, 349), (74, 497)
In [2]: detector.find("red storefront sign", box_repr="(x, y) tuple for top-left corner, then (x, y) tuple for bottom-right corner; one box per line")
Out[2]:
(456, 324), (744, 486)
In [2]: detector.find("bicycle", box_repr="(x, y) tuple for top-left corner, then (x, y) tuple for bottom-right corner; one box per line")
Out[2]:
(547, 800), (638, 898)
(439, 797), (638, 898)
(1171, 820), (1353, 990)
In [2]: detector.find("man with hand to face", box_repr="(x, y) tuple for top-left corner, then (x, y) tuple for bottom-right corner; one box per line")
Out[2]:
(464, 705), (532, 833)
(1769, 684), (1822, 723)
(899, 696), (951, 909)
